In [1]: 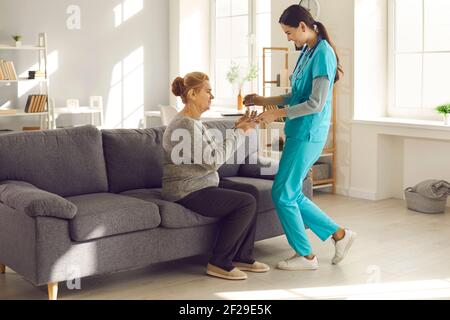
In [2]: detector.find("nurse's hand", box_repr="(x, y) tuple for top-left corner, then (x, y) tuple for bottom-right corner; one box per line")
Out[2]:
(257, 109), (287, 125)
(244, 94), (265, 106)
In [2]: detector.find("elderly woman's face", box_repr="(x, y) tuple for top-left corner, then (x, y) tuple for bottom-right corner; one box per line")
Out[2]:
(191, 80), (214, 113)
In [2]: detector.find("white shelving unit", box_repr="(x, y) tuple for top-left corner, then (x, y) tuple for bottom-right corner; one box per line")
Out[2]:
(0, 78), (48, 84)
(0, 45), (46, 51)
(0, 33), (51, 130)
(53, 106), (104, 128)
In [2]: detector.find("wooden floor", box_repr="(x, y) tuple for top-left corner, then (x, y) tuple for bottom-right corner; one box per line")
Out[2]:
(2, 193), (450, 300)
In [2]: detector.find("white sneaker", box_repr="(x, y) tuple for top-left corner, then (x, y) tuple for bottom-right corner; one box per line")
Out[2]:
(331, 229), (357, 265)
(276, 254), (319, 271)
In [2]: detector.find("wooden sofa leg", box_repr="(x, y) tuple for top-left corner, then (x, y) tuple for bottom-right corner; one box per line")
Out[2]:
(0, 264), (5, 274)
(48, 282), (58, 300)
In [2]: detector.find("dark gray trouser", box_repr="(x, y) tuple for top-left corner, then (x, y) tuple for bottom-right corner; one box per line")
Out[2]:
(177, 179), (259, 271)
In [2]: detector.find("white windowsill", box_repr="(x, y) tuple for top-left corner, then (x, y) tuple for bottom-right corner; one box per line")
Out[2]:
(352, 117), (450, 132)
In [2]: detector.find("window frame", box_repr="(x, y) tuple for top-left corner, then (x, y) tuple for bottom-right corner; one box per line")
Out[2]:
(388, 0), (450, 120)
(210, 0), (264, 107)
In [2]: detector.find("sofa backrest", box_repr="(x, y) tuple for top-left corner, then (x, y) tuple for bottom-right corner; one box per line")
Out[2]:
(201, 121), (258, 178)
(102, 121), (259, 193)
(102, 127), (166, 193)
(0, 126), (109, 197)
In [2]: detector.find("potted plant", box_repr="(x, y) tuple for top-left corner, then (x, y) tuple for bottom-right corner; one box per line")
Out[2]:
(226, 62), (258, 111)
(12, 35), (22, 47)
(435, 104), (450, 126)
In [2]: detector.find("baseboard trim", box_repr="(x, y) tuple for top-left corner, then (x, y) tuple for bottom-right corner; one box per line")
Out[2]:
(335, 186), (350, 196)
(348, 188), (379, 200)
(336, 187), (449, 208)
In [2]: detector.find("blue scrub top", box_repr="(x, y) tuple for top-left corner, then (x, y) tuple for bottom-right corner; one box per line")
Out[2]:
(284, 39), (337, 142)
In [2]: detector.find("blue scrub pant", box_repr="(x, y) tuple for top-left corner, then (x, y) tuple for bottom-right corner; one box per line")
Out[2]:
(272, 137), (340, 256)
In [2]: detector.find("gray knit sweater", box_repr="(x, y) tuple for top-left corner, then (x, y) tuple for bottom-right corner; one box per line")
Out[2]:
(161, 113), (245, 202)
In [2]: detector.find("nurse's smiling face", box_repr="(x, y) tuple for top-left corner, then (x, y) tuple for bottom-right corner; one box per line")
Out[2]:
(281, 22), (308, 48)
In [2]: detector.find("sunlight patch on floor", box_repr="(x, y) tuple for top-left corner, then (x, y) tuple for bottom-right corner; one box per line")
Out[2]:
(215, 279), (450, 300)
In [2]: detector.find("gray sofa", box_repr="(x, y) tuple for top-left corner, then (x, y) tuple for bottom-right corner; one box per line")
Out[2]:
(0, 123), (312, 300)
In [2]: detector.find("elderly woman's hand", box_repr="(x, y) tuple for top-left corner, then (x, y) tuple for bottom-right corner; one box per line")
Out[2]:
(235, 120), (257, 133)
(235, 109), (258, 126)
(234, 109), (259, 133)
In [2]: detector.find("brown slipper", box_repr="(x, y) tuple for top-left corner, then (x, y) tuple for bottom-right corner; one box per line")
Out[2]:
(206, 264), (248, 280)
(232, 261), (270, 273)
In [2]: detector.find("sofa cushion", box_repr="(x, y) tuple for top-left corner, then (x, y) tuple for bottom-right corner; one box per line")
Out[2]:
(121, 189), (219, 229)
(238, 154), (279, 180)
(102, 128), (165, 193)
(0, 126), (108, 197)
(224, 176), (313, 213)
(0, 181), (77, 220)
(66, 193), (161, 242)
(222, 177), (275, 213)
(203, 121), (258, 178)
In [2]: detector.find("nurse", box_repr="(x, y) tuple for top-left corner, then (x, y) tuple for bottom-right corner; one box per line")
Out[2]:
(244, 4), (356, 271)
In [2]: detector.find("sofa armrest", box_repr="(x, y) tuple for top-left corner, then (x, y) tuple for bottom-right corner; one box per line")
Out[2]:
(0, 181), (77, 220)
(238, 154), (279, 180)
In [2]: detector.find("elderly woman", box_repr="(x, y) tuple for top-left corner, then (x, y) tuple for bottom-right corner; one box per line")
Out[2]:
(161, 72), (269, 280)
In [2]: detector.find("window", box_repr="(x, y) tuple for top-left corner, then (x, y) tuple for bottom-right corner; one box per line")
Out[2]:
(212, 0), (271, 106)
(389, 0), (450, 119)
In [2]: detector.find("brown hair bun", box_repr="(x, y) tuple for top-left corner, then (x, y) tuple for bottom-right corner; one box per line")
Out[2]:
(171, 77), (185, 97)
(171, 72), (209, 104)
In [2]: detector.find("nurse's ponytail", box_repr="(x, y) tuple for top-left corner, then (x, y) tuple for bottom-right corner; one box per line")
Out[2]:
(279, 5), (343, 83)
(314, 21), (343, 83)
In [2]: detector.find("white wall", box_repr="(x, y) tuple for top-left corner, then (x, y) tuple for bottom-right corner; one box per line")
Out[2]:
(169, 0), (181, 108)
(351, 122), (450, 207)
(351, 0), (450, 207)
(354, 0), (388, 120)
(0, 0), (169, 129)
(403, 139), (450, 193)
(169, 0), (210, 108)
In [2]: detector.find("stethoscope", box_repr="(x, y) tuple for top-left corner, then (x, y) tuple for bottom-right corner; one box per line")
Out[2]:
(291, 35), (323, 85)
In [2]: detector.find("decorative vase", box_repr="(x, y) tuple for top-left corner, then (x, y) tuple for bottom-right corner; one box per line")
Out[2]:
(445, 114), (450, 126)
(14, 41), (22, 47)
(237, 88), (244, 111)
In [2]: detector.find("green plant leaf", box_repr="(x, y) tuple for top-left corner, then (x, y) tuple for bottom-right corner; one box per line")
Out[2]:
(226, 61), (259, 88)
(436, 104), (450, 114)
(243, 64), (258, 82)
(226, 61), (241, 84)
